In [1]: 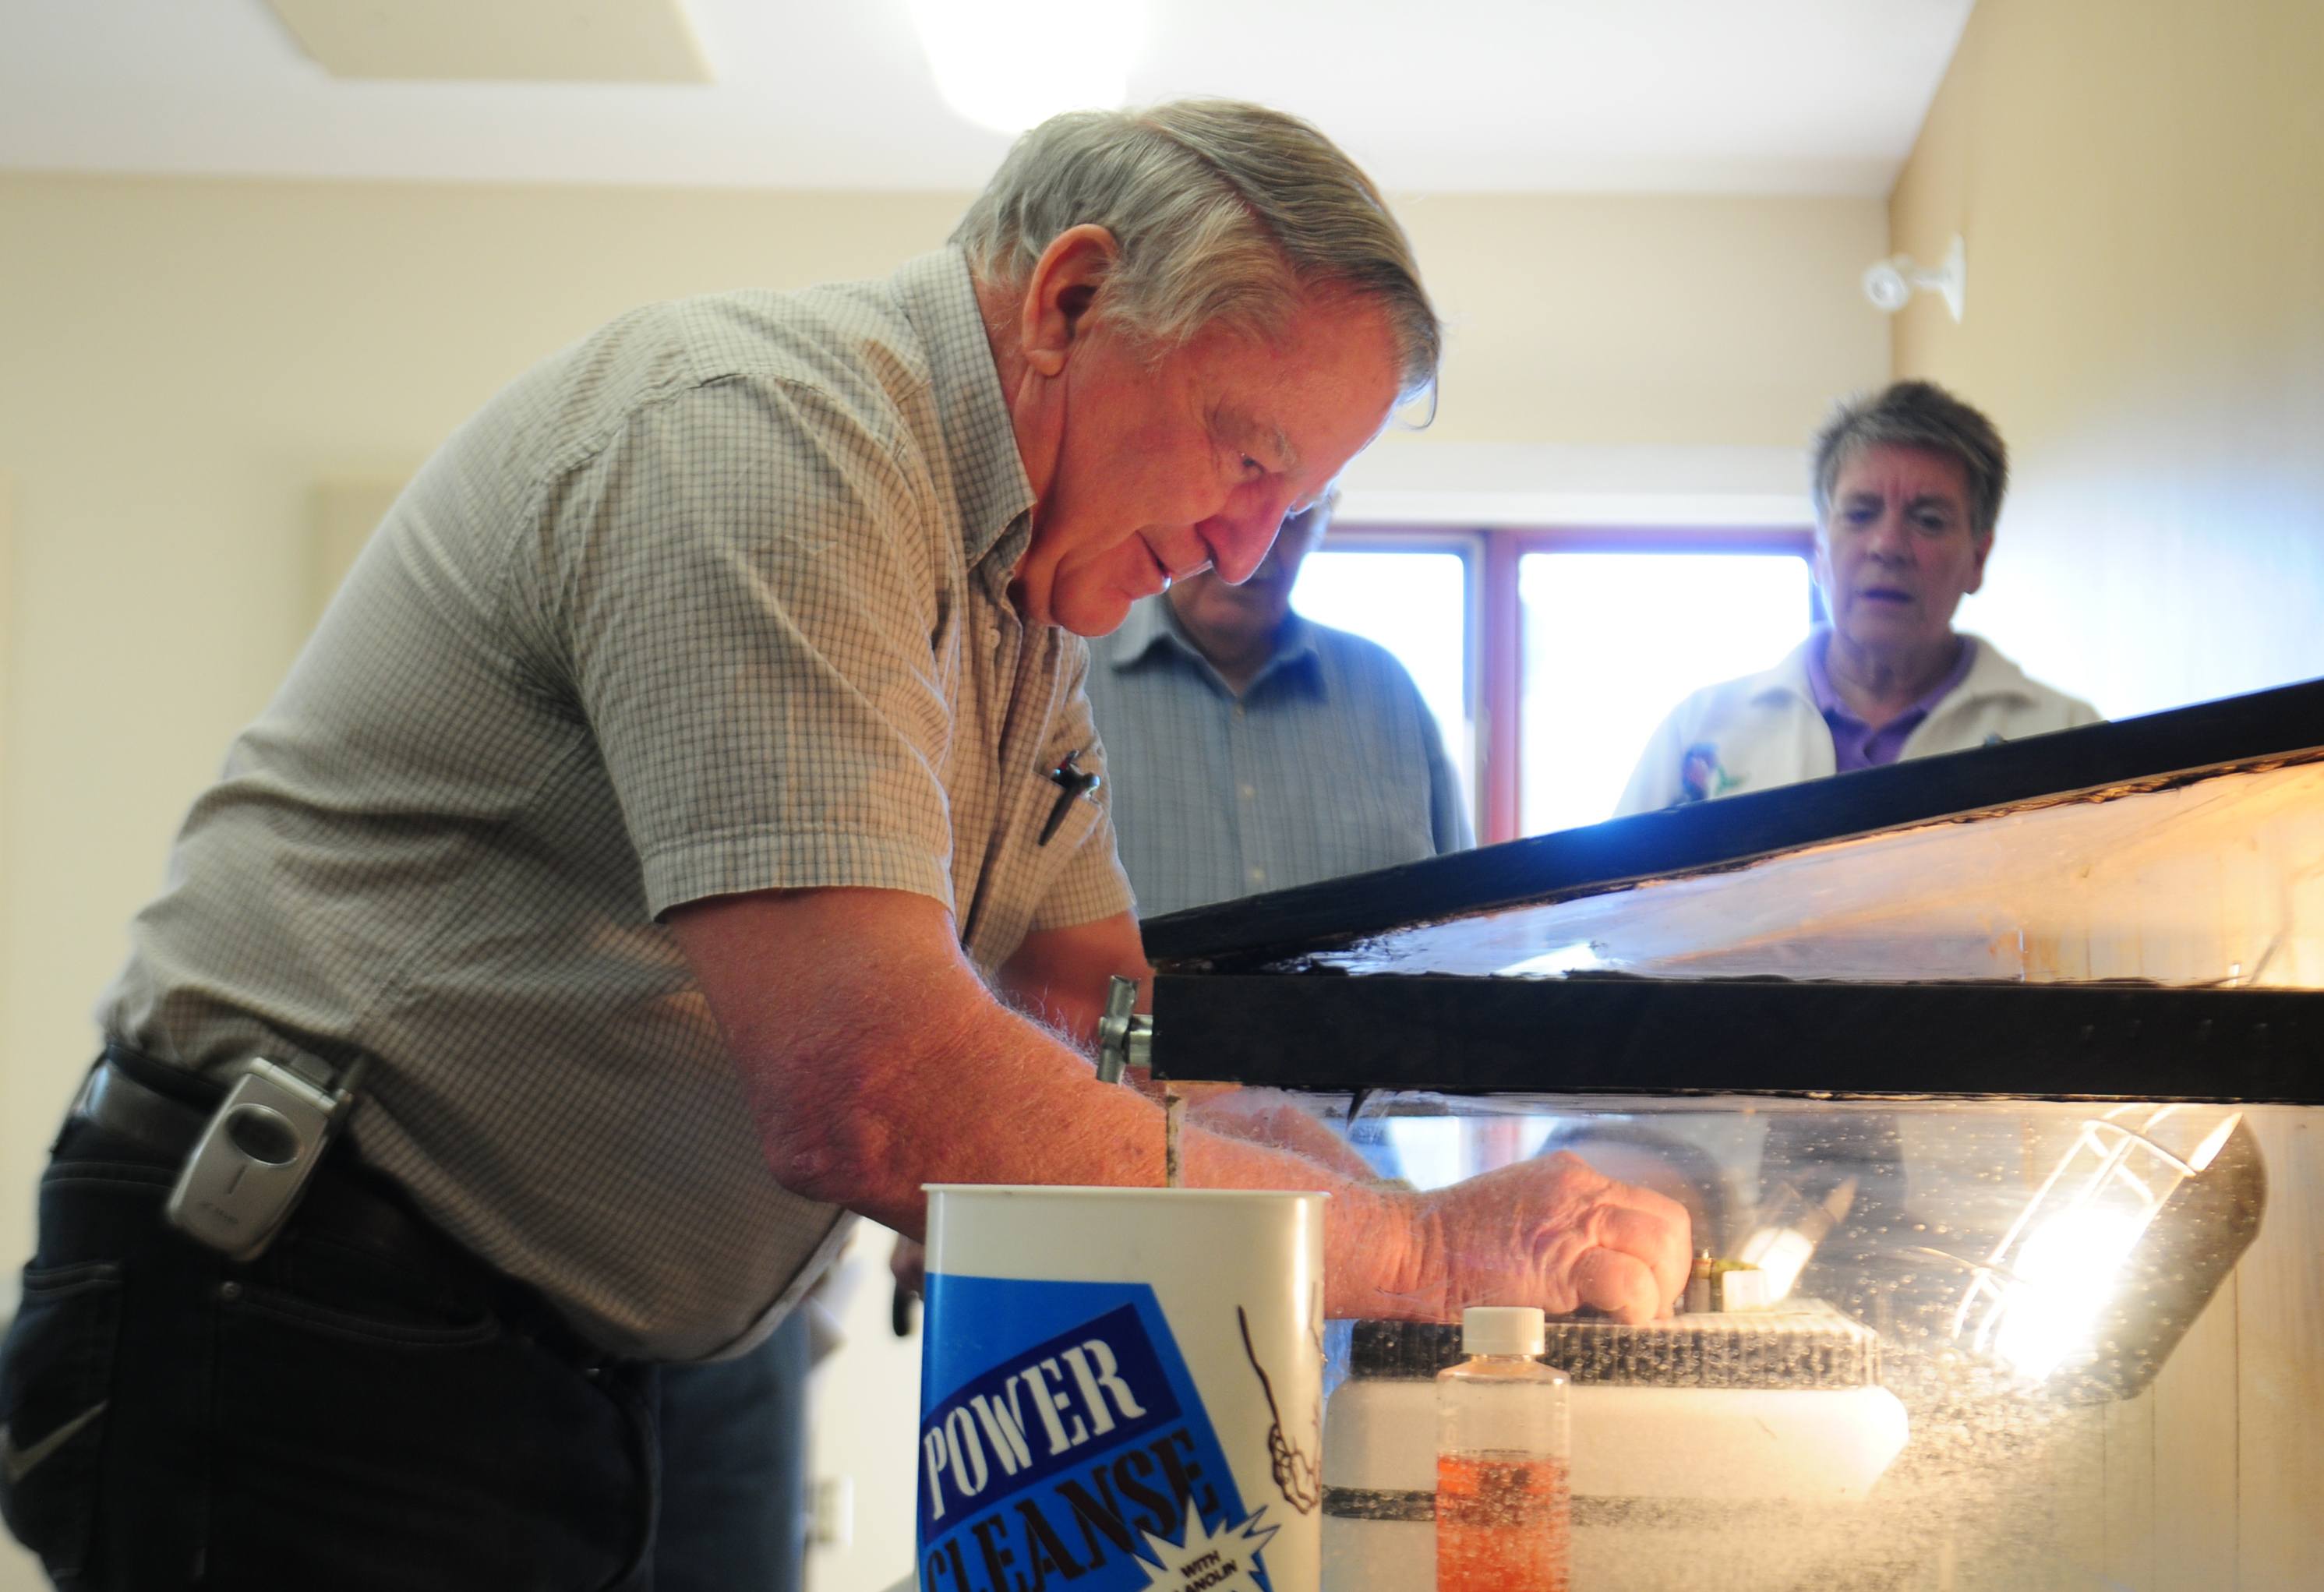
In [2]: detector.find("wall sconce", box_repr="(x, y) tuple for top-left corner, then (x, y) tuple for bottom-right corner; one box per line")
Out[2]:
(1862, 234), (1966, 323)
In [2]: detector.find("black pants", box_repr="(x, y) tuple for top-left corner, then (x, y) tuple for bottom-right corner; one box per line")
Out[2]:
(0, 1112), (810, 1591)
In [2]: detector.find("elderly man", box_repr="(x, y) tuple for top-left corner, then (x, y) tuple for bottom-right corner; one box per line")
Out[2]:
(1616, 379), (2099, 815)
(1085, 491), (1470, 916)
(1, 101), (1687, 1590)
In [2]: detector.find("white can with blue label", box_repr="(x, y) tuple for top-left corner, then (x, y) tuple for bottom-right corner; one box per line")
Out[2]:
(920, 1185), (1326, 1592)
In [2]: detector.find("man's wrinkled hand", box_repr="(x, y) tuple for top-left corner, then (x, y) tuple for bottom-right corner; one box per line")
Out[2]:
(1418, 1151), (1692, 1325)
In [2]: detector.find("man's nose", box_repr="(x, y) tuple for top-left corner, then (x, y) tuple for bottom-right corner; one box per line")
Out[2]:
(1202, 492), (1295, 586)
(1863, 510), (1911, 558)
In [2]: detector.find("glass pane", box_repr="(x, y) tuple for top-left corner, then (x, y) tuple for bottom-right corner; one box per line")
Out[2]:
(1292, 753), (2324, 987)
(1306, 1089), (2303, 1590)
(1294, 548), (1475, 824)
(1520, 551), (1811, 835)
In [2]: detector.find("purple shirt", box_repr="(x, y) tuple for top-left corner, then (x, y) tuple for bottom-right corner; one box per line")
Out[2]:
(1807, 633), (1978, 772)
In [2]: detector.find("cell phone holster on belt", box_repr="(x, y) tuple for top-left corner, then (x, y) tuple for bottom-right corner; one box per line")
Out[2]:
(162, 1055), (363, 1262)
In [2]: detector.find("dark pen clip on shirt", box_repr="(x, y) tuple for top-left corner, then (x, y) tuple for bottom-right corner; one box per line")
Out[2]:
(1039, 750), (1102, 845)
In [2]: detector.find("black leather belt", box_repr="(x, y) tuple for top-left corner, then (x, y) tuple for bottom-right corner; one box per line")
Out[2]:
(70, 1044), (503, 1318)
(75, 1044), (219, 1159)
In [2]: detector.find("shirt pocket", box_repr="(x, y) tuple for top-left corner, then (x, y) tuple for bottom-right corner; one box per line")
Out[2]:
(961, 765), (1106, 965)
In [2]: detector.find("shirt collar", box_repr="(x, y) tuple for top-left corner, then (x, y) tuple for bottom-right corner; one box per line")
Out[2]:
(1805, 629), (1980, 726)
(1108, 598), (1326, 696)
(1265, 613), (1327, 689)
(889, 248), (1037, 577)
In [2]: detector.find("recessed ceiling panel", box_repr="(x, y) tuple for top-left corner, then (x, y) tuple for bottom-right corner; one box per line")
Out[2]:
(265, 0), (711, 83)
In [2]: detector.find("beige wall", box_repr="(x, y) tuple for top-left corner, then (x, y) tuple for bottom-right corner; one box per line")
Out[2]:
(0, 171), (1881, 1589)
(1891, 5), (2324, 1582)
(1345, 191), (1890, 524)
(1890, 0), (2324, 719)
(1393, 190), (1890, 449)
(0, 472), (11, 1221)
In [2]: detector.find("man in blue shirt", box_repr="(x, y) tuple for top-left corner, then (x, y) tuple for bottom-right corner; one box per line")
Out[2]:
(1086, 493), (1471, 917)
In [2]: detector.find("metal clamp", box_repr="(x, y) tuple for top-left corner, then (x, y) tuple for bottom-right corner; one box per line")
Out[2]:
(1095, 975), (1151, 1085)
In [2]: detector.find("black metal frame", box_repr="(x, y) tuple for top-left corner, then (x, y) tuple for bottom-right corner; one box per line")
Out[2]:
(1149, 974), (2324, 1103)
(1143, 676), (2324, 972)
(1136, 677), (2324, 1103)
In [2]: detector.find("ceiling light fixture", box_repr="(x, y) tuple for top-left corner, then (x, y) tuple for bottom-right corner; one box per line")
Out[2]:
(906, 0), (1149, 137)
(1862, 233), (1966, 322)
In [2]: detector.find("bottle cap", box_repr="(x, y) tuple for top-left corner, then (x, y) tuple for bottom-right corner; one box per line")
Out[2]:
(1461, 1305), (1545, 1356)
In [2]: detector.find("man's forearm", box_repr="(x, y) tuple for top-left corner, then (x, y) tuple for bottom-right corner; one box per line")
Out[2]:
(680, 884), (1687, 1324)
(994, 911), (1148, 1048)
(768, 979), (1428, 1317)
(1180, 1111), (1439, 1319)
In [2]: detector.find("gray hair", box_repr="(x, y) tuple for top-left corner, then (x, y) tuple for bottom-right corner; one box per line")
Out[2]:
(1810, 379), (2010, 535)
(953, 100), (1441, 400)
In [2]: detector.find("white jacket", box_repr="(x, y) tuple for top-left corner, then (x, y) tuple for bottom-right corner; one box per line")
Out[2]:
(1614, 632), (2103, 817)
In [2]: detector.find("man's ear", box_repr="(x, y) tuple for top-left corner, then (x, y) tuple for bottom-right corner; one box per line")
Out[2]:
(1966, 531), (1994, 595)
(1019, 224), (1119, 378)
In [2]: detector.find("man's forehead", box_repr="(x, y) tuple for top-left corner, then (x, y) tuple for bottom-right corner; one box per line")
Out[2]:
(1840, 482), (1966, 507)
(1837, 447), (1969, 502)
(1205, 299), (1399, 468)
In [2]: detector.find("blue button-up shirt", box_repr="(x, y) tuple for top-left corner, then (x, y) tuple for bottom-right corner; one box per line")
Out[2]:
(1083, 596), (1472, 918)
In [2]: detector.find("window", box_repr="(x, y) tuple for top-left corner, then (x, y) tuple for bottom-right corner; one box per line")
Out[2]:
(1519, 550), (1816, 834)
(1291, 539), (1478, 821)
(1296, 528), (1816, 842)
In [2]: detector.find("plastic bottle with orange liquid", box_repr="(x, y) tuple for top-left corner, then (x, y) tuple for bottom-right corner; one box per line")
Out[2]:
(1435, 1305), (1570, 1592)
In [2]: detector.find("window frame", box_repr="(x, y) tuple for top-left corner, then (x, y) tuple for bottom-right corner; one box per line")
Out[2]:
(1319, 523), (1815, 844)
(1303, 524), (1488, 830)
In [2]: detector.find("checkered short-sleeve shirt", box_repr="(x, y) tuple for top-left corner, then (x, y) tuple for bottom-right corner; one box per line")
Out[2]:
(101, 249), (1133, 1360)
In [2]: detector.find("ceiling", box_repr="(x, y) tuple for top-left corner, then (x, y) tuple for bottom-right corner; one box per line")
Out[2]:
(0, 0), (1974, 196)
